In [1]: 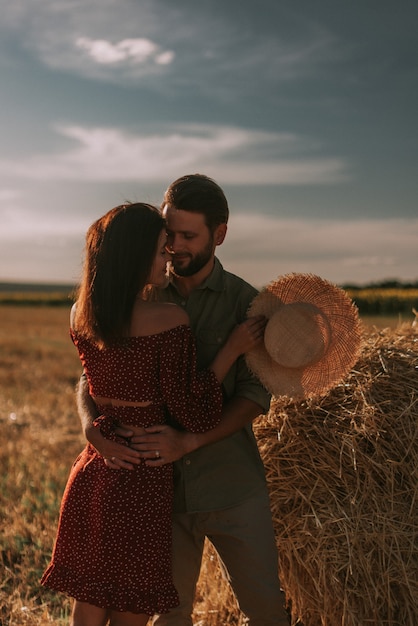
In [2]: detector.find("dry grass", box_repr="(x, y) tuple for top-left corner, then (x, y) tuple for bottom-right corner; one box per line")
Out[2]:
(1, 307), (417, 625)
(0, 307), (84, 624)
(0, 306), (240, 625)
(255, 324), (418, 626)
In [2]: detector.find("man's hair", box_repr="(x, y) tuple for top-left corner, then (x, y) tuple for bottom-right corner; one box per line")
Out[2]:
(163, 174), (229, 232)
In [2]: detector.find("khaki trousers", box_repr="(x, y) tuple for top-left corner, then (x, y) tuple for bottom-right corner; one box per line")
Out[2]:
(153, 489), (289, 626)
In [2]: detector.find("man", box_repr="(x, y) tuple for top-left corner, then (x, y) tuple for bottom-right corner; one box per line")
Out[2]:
(77, 174), (289, 625)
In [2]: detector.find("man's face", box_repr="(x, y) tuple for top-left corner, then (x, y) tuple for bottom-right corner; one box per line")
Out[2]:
(162, 204), (223, 277)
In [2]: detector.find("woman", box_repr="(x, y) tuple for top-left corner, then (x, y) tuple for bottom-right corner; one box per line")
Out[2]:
(41, 203), (264, 626)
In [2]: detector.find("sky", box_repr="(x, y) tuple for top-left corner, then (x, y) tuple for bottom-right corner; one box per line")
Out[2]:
(0, 0), (417, 288)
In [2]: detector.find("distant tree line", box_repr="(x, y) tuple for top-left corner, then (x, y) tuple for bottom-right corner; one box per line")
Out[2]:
(341, 279), (418, 290)
(0, 280), (417, 315)
(342, 281), (418, 317)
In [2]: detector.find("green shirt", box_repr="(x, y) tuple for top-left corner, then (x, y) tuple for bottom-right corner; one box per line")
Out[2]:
(163, 258), (271, 513)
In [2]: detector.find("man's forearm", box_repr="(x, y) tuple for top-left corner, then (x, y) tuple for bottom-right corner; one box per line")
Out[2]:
(132, 396), (267, 465)
(184, 396), (265, 452)
(76, 375), (100, 442)
(75, 374), (142, 468)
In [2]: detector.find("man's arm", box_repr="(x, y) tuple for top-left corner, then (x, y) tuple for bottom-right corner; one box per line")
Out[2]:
(77, 375), (141, 469)
(131, 396), (264, 466)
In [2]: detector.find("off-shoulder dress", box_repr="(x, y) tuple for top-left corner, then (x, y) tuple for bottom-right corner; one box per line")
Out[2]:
(41, 324), (223, 615)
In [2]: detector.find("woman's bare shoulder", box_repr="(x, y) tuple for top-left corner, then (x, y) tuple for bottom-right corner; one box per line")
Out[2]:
(69, 302), (77, 329)
(154, 302), (189, 328)
(131, 301), (189, 336)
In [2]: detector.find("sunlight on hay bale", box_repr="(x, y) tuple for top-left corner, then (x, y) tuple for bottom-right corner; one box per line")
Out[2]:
(197, 324), (417, 626)
(254, 324), (418, 626)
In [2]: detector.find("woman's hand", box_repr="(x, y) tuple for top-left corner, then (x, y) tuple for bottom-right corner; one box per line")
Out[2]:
(87, 423), (142, 470)
(102, 443), (141, 470)
(226, 315), (266, 356)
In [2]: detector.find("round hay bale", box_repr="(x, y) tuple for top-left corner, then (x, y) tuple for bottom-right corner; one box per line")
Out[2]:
(254, 324), (418, 626)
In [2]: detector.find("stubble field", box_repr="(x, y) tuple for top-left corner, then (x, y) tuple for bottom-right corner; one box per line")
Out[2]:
(0, 306), (243, 625)
(0, 305), (411, 625)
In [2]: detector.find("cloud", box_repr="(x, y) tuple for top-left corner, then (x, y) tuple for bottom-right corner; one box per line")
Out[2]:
(0, 188), (21, 202)
(0, 123), (348, 185)
(220, 214), (418, 286)
(0, 203), (89, 239)
(1, 199), (416, 285)
(0, 0), (341, 90)
(0, 234), (84, 284)
(75, 37), (174, 66)
(0, 0), (177, 83)
(0, 195), (88, 283)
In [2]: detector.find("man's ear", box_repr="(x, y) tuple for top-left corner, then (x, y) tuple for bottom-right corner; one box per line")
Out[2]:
(215, 223), (227, 245)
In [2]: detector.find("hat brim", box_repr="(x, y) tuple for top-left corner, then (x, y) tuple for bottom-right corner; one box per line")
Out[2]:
(246, 273), (362, 400)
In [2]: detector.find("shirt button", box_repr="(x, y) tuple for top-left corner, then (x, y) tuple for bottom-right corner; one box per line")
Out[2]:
(217, 337), (222, 343)
(185, 459), (191, 465)
(181, 301), (186, 306)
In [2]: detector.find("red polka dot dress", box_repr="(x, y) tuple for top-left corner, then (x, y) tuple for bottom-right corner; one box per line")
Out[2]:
(41, 325), (223, 615)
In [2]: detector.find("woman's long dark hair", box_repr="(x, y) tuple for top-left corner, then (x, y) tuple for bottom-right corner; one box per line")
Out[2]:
(73, 203), (165, 347)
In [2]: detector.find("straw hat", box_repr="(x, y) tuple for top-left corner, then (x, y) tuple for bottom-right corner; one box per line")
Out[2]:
(246, 273), (362, 400)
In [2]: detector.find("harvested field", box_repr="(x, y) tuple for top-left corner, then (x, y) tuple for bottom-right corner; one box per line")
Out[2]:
(201, 324), (418, 626)
(1, 306), (417, 625)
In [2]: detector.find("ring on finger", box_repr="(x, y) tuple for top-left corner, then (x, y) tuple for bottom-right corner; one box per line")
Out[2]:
(155, 450), (160, 458)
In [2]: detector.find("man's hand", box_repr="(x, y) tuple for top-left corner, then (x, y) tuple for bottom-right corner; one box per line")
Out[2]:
(129, 424), (195, 466)
(127, 397), (265, 466)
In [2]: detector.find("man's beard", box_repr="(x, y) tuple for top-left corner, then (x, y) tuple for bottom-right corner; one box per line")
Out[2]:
(171, 237), (214, 278)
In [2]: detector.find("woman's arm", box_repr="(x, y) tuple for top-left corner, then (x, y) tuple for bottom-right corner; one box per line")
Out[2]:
(209, 316), (265, 382)
(76, 375), (142, 469)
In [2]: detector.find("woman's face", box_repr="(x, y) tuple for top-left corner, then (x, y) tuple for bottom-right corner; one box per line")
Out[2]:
(147, 229), (169, 287)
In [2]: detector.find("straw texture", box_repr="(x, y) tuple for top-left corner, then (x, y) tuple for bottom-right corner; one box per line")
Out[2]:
(246, 274), (362, 400)
(254, 324), (418, 626)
